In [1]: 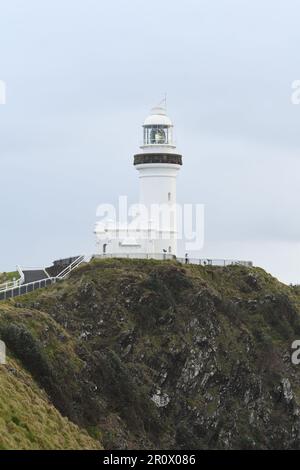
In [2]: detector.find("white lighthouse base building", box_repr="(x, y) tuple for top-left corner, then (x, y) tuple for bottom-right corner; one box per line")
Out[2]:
(95, 104), (183, 258)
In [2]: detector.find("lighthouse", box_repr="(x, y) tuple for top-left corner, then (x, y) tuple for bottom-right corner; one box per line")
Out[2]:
(134, 104), (183, 255)
(95, 103), (183, 258)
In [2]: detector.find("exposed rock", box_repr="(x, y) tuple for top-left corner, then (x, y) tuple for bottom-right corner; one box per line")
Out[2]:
(151, 389), (170, 408)
(1, 259), (300, 450)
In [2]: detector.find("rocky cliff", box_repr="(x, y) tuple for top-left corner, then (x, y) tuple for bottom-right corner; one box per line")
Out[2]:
(1, 258), (300, 449)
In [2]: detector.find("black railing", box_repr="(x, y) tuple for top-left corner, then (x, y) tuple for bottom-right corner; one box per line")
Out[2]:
(134, 153), (183, 165)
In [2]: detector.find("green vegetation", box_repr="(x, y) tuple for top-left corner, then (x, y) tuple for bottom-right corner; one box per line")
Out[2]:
(0, 258), (300, 449)
(0, 271), (19, 285)
(0, 357), (100, 449)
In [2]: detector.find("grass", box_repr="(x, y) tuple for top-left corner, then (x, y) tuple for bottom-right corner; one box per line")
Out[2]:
(0, 271), (19, 285)
(1, 258), (300, 449)
(0, 357), (101, 449)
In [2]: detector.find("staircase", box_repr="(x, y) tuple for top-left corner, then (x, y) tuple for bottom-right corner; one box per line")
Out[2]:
(22, 269), (50, 284)
(0, 255), (87, 302)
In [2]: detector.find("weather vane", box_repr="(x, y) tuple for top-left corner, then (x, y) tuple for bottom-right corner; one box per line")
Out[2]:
(157, 93), (167, 109)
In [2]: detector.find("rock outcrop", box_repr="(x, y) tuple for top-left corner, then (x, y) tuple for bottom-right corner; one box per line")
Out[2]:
(1, 258), (300, 449)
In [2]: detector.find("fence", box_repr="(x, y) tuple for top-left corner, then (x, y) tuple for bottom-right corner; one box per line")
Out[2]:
(0, 253), (253, 302)
(93, 253), (253, 267)
(0, 277), (57, 301)
(0, 266), (24, 293)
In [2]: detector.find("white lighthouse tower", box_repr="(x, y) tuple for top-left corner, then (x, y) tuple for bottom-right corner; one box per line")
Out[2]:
(134, 104), (183, 255)
(95, 103), (183, 258)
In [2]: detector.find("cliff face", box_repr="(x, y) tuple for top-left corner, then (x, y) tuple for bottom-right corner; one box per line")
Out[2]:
(1, 258), (300, 449)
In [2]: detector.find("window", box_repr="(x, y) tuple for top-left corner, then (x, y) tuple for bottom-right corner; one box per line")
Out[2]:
(150, 127), (166, 144)
(144, 125), (169, 145)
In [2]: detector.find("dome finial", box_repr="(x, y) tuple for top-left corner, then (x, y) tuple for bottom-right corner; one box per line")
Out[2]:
(152, 93), (167, 115)
(150, 95), (168, 118)
(157, 92), (167, 109)
(144, 96), (173, 127)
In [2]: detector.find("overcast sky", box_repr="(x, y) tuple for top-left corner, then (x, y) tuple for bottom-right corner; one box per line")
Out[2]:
(0, 0), (299, 284)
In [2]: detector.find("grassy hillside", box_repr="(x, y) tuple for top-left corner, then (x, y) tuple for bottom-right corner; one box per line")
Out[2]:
(0, 271), (19, 285)
(0, 356), (100, 449)
(1, 258), (300, 449)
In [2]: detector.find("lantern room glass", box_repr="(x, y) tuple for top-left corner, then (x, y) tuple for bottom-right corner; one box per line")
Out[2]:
(143, 125), (172, 145)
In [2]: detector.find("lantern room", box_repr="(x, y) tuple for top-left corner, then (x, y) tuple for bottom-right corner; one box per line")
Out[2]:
(142, 105), (175, 150)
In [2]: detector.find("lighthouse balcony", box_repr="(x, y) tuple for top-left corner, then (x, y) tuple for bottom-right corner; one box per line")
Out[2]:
(134, 153), (182, 166)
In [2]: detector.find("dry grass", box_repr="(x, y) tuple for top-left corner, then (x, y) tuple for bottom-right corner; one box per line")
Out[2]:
(0, 357), (101, 449)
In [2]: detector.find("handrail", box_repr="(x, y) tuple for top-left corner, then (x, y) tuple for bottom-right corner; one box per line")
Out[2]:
(94, 253), (253, 267)
(56, 255), (86, 279)
(0, 277), (57, 301)
(0, 267), (24, 293)
(176, 257), (253, 267)
(0, 253), (253, 302)
(0, 255), (88, 301)
(17, 265), (25, 285)
(0, 281), (18, 292)
(0, 266), (47, 292)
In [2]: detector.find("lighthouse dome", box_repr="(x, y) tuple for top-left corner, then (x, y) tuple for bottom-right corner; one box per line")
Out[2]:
(141, 103), (175, 151)
(143, 106), (173, 127)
